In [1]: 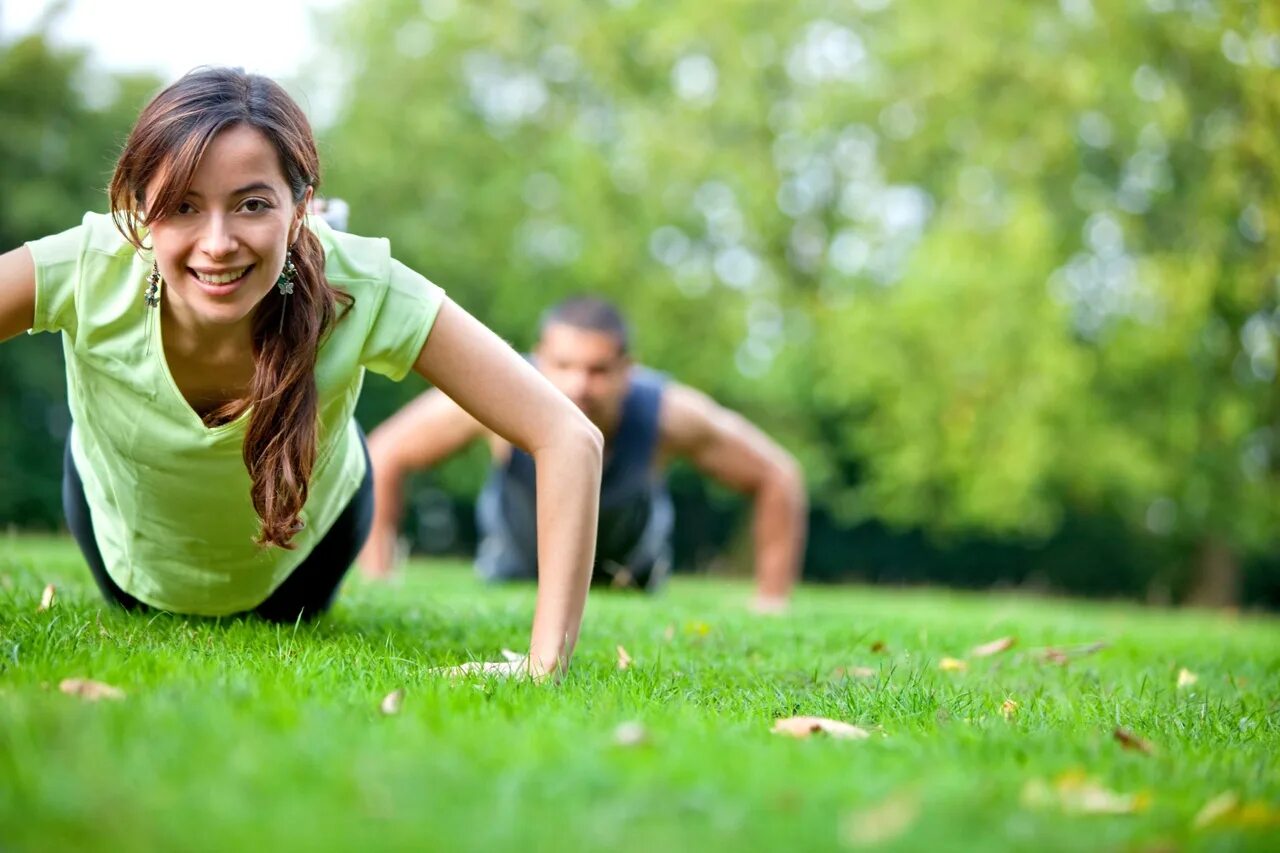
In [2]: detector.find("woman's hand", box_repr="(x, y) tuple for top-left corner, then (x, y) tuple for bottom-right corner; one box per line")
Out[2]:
(433, 649), (558, 682)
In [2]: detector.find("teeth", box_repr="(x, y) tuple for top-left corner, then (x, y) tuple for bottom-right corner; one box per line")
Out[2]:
(194, 267), (248, 285)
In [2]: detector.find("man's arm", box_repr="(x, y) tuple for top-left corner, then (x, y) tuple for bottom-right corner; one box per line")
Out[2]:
(359, 384), (487, 578)
(660, 383), (808, 611)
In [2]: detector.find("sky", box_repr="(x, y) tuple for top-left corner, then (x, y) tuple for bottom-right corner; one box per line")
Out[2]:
(0, 0), (343, 83)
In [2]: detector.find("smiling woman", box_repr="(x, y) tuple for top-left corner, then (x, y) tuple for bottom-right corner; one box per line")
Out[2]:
(0, 67), (603, 679)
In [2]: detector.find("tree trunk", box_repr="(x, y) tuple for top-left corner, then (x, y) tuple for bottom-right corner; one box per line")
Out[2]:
(1185, 536), (1241, 608)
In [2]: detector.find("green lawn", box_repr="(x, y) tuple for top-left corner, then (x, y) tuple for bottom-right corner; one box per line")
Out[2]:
(1, 534), (1277, 852)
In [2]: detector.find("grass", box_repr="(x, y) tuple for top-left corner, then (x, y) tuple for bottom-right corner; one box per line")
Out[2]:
(1, 534), (1278, 852)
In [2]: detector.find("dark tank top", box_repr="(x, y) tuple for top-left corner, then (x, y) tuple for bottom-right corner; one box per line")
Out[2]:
(476, 367), (668, 573)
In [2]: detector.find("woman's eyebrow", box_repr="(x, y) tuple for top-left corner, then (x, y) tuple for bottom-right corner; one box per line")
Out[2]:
(184, 182), (278, 199)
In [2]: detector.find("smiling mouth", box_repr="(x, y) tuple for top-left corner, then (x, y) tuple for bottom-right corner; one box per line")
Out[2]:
(191, 265), (254, 286)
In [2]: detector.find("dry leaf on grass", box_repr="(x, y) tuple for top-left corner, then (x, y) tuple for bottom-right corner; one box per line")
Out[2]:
(1192, 791), (1280, 830)
(59, 678), (124, 702)
(1176, 668), (1198, 689)
(1001, 699), (1019, 721)
(379, 689), (404, 715)
(832, 666), (877, 680)
(870, 641), (887, 654)
(1113, 726), (1155, 755)
(613, 721), (648, 747)
(841, 792), (920, 847)
(938, 657), (968, 672)
(616, 645), (632, 670)
(772, 716), (870, 740)
(662, 624), (676, 642)
(38, 584), (56, 612)
(1193, 792), (1240, 829)
(1039, 641), (1108, 666)
(971, 636), (1016, 657)
(1022, 771), (1151, 816)
(685, 621), (712, 638)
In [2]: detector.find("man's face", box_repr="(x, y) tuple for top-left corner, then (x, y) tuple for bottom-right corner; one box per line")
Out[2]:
(534, 323), (631, 429)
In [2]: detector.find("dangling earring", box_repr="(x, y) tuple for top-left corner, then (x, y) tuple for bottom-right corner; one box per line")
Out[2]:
(144, 262), (161, 308)
(142, 261), (162, 356)
(276, 250), (297, 296)
(276, 249), (296, 333)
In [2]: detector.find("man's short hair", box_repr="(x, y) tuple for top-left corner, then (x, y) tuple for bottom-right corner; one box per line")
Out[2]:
(538, 296), (630, 354)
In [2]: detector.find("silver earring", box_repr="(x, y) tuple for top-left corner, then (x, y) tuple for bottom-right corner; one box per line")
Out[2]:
(144, 262), (161, 308)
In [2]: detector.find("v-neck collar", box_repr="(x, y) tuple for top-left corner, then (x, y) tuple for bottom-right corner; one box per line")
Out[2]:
(148, 286), (253, 436)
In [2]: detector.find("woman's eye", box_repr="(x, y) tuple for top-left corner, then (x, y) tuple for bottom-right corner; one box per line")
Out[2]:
(242, 198), (270, 213)
(176, 202), (195, 215)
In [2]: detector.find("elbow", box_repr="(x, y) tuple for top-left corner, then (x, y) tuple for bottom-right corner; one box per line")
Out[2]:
(549, 405), (604, 467)
(772, 455), (808, 514)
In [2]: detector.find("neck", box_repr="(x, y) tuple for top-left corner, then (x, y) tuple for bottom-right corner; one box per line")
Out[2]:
(160, 299), (256, 363)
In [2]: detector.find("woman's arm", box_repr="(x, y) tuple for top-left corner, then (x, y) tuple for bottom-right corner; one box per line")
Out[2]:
(0, 247), (36, 343)
(411, 298), (603, 677)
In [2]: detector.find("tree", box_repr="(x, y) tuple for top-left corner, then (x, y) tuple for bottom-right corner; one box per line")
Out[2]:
(309, 0), (1274, 602)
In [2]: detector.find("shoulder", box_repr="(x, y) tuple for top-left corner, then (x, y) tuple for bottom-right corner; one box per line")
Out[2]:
(657, 380), (724, 448)
(28, 211), (134, 266)
(310, 216), (392, 286)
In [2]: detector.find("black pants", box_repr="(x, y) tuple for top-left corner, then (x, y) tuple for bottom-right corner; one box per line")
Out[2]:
(62, 430), (374, 623)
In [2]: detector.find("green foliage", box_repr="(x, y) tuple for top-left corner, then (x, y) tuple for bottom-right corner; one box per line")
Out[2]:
(0, 32), (161, 527)
(316, 0), (1278, 584)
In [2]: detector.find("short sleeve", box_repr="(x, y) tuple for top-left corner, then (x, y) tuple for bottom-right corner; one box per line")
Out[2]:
(360, 258), (446, 381)
(24, 220), (88, 337)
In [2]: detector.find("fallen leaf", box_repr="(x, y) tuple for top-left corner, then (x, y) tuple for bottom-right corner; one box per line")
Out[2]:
(616, 645), (632, 670)
(59, 678), (124, 701)
(1038, 641), (1108, 666)
(662, 624), (675, 642)
(1042, 648), (1070, 666)
(0, 574), (12, 589)
(1192, 792), (1280, 830)
(1177, 668), (1198, 689)
(1001, 699), (1019, 721)
(971, 636), (1016, 657)
(870, 641), (887, 654)
(685, 621), (712, 638)
(938, 657), (968, 672)
(1193, 792), (1239, 829)
(379, 689), (404, 715)
(38, 584), (56, 612)
(772, 716), (870, 740)
(1022, 772), (1151, 816)
(1113, 726), (1155, 755)
(613, 721), (648, 747)
(832, 666), (877, 680)
(841, 792), (920, 847)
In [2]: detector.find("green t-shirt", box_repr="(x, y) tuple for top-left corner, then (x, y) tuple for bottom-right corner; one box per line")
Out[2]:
(26, 212), (445, 615)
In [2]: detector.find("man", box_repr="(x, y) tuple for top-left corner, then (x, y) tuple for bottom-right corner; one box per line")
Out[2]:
(359, 297), (807, 611)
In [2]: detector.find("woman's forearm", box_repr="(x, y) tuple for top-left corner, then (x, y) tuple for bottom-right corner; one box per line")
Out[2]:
(528, 421), (603, 674)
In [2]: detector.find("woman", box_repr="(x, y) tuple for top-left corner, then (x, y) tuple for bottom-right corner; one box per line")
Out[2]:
(0, 68), (602, 678)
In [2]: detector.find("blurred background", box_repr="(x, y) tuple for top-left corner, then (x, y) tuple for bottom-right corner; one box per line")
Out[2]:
(1, 0), (1276, 607)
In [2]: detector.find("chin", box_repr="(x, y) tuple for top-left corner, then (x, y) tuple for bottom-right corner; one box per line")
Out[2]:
(193, 300), (258, 327)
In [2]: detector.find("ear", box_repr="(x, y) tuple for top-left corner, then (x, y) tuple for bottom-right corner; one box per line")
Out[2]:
(290, 186), (315, 243)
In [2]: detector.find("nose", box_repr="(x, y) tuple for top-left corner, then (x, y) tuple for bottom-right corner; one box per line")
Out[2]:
(198, 213), (239, 259)
(562, 371), (591, 400)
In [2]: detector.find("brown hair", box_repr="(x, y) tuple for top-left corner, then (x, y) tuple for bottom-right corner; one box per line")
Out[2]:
(109, 67), (351, 549)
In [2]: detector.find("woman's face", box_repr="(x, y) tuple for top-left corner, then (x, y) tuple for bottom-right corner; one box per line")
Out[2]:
(146, 123), (310, 330)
